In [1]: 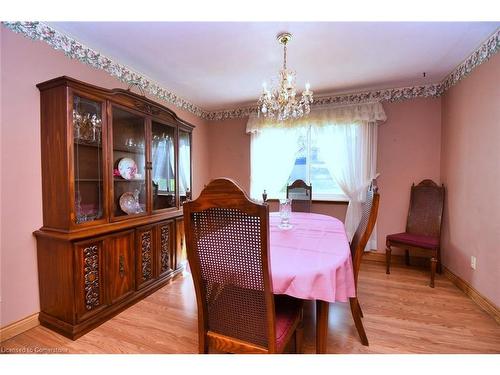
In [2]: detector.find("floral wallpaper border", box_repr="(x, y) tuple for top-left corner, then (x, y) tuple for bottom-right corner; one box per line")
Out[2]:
(206, 83), (444, 121)
(2, 22), (499, 121)
(440, 27), (500, 92)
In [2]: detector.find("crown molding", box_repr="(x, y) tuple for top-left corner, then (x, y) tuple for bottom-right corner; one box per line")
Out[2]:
(2, 22), (499, 121)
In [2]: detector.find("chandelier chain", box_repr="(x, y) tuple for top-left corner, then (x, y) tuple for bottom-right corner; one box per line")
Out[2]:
(283, 43), (287, 70)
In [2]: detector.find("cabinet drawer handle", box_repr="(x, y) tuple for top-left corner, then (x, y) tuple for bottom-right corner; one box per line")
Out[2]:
(119, 255), (125, 278)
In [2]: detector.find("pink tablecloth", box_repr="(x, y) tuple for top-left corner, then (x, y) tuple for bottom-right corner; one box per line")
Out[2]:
(269, 212), (356, 303)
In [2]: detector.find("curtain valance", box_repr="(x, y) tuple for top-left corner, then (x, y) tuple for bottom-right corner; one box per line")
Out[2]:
(246, 101), (387, 134)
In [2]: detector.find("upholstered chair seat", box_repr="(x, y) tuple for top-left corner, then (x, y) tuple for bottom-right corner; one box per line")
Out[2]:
(274, 295), (304, 352)
(386, 232), (439, 250)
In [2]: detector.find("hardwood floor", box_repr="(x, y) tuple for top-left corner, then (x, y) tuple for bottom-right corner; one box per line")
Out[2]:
(2, 260), (499, 354)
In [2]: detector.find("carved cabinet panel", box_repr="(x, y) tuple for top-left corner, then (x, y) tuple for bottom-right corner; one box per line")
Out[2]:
(157, 220), (174, 278)
(135, 225), (156, 290)
(135, 220), (175, 288)
(75, 240), (106, 322)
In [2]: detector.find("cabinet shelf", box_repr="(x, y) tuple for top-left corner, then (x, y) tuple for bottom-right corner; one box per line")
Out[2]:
(113, 178), (145, 182)
(74, 140), (102, 148)
(113, 146), (145, 154)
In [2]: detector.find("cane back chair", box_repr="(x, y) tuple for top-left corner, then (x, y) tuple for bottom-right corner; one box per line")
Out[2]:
(385, 179), (445, 288)
(349, 179), (380, 346)
(183, 178), (303, 354)
(286, 179), (312, 213)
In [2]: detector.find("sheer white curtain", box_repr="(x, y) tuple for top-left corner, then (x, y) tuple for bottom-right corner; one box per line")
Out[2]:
(153, 138), (175, 191)
(179, 135), (190, 194)
(152, 139), (167, 183)
(250, 127), (301, 199)
(314, 123), (378, 249)
(168, 138), (175, 190)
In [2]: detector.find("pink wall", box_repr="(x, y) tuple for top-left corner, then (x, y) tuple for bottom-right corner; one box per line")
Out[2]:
(377, 98), (442, 252)
(208, 118), (251, 194)
(0, 28), (210, 327)
(208, 99), (442, 252)
(441, 53), (500, 306)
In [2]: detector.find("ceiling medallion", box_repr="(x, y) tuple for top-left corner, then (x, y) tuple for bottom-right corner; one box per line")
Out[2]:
(258, 32), (313, 122)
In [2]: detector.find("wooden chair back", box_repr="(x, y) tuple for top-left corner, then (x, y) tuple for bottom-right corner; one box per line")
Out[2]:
(183, 178), (277, 353)
(406, 179), (445, 238)
(286, 179), (312, 213)
(350, 180), (380, 286)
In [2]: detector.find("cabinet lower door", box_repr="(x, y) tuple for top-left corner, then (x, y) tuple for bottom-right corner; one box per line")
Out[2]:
(157, 220), (174, 278)
(75, 240), (107, 322)
(175, 218), (187, 270)
(105, 230), (135, 304)
(136, 225), (156, 290)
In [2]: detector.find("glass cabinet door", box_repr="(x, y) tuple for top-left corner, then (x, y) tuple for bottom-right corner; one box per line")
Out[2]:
(111, 107), (147, 218)
(151, 121), (176, 211)
(73, 95), (105, 224)
(178, 130), (192, 204)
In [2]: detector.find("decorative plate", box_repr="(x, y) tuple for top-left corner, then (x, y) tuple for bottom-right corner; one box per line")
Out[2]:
(119, 191), (143, 215)
(117, 157), (137, 180)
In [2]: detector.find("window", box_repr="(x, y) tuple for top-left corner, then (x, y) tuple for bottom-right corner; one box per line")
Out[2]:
(282, 127), (346, 200)
(250, 125), (349, 201)
(250, 121), (378, 205)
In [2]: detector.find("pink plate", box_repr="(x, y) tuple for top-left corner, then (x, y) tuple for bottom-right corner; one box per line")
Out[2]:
(117, 157), (137, 180)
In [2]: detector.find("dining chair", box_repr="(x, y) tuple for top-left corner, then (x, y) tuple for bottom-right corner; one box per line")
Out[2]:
(286, 179), (312, 213)
(349, 179), (380, 346)
(183, 178), (304, 354)
(385, 179), (445, 288)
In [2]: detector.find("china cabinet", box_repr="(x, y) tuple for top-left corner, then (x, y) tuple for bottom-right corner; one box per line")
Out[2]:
(34, 76), (193, 339)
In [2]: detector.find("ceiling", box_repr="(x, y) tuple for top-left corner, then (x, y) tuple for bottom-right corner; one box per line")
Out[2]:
(47, 22), (499, 111)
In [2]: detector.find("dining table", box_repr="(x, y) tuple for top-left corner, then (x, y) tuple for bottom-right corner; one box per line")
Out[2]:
(268, 211), (356, 354)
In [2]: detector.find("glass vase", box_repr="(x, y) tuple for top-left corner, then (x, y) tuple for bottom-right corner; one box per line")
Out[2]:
(279, 198), (292, 229)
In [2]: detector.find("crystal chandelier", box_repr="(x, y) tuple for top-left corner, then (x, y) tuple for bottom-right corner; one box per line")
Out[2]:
(258, 32), (313, 121)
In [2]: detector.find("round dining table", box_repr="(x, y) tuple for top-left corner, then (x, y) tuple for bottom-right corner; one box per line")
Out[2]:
(268, 212), (356, 353)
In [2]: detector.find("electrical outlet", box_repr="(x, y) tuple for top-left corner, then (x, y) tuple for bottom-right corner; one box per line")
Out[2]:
(470, 256), (477, 270)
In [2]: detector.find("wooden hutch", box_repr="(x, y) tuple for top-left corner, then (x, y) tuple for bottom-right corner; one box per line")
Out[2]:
(34, 76), (194, 339)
